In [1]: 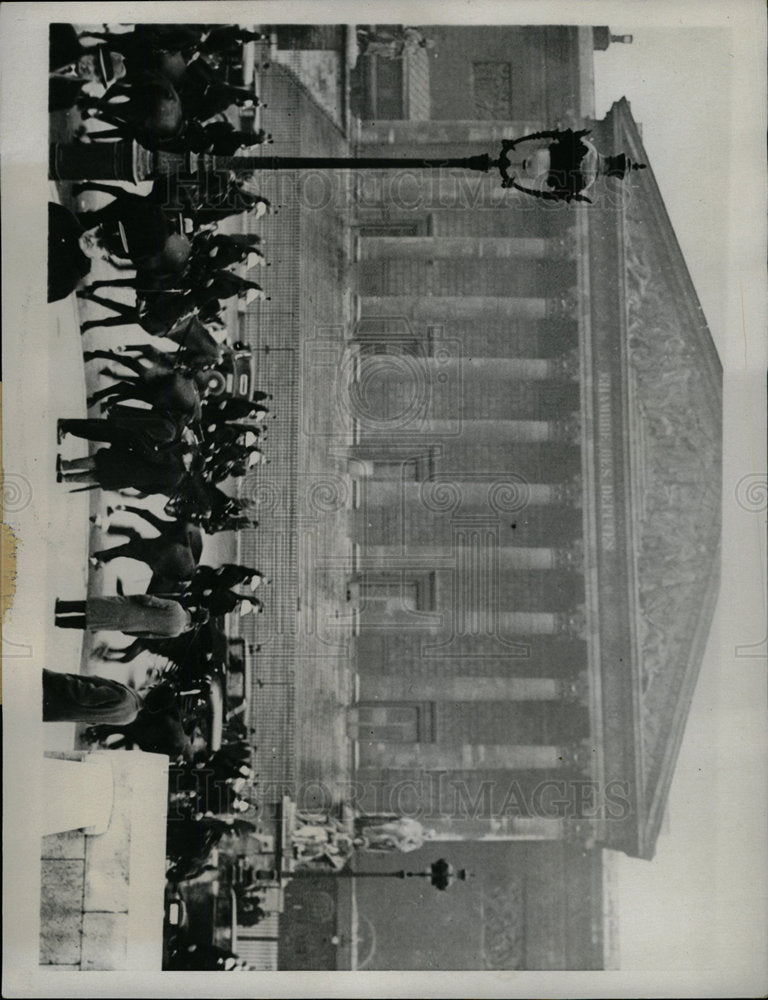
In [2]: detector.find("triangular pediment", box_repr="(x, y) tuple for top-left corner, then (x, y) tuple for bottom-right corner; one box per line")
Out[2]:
(611, 99), (722, 856)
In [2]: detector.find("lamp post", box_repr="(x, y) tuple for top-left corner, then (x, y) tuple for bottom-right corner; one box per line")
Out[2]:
(49, 131), (643, 203)
(272, 858), (471, 891)
(50, 141), (495, 185)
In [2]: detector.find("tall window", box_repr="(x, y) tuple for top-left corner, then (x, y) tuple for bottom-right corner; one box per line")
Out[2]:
(360, 571), (436, 612)
(367, 457), (422, 481)
(348, 445), (439, 483)
(472, 62), (513, 119)
(355, 702), (436, 742)
(358, 223), (421, 237)
(355, 570), (438, 627)
(370, 55), (404, 119)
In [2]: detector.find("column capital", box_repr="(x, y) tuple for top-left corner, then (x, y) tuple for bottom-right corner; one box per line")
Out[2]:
(558, 739), (594, 773)
(547, 348), (581, 381)
(563, 817), (598, 848)
(551, 474), (583, 506)
(550, 414), (582, 444)
(553, 538), (585, 571)
(550, 229), (579, 261)
(555, 605), (587, 639)
(545, 289), (579, 320)
(558, 670), (590, 705)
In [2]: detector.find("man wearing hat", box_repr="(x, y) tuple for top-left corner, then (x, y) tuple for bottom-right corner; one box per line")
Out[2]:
(49, 24), (126, 112)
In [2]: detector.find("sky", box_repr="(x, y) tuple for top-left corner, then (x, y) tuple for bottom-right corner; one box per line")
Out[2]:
(593, 16), (767, 980)
(594, 28), (731, 353)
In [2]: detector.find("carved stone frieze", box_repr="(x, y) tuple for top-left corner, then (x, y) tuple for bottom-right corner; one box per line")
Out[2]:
(621, 200), (722, 765)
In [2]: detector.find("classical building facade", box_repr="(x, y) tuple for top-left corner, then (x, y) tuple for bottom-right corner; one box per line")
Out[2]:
(338, 25), (721, 867)
(343, 95), (721, 863)
(232, 25), (720, 968)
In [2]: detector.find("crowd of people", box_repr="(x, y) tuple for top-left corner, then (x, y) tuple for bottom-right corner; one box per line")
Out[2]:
(49, 22), (271, 154)
(46, 23), (286, 968)
(48, 19), (272, 307)
(46, 22), (456, 970)
(53, 257), (273, 652)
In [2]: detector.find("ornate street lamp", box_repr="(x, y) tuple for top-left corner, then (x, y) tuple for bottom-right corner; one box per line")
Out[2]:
(49, 129), (644, 204)
(276, 857), (471, 890)
(496, 128), (646, 203)
(427, 857), (469, 891)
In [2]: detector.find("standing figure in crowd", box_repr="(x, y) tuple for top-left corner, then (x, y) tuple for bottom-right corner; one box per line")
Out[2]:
(54, 593), (208, 638)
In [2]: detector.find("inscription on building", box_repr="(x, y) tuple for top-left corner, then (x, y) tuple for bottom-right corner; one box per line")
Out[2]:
(597, 373), (616, 551)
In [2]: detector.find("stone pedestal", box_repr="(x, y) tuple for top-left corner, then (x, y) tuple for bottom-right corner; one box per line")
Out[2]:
(39, 751), (168, 971)
(41, 754), (114, 836)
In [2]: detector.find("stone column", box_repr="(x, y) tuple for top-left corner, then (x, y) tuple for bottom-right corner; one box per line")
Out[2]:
(360, 742), (567, 770)
(353, 175), (579, 219)
(360, 295), (555, 322)
(360, 543), (582, 571)
(359, 236), (554, 261)
(356, 478), (583, 509)
(352, 354), (578, 384)
(358, 120), (543, 147)
(358, 674), (564, 702)
(354, 182), (525, 213)
(406, 417), (581, 444)
(497, 607), (587, 638)
(360, 739), (593, 772)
